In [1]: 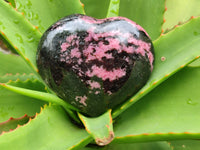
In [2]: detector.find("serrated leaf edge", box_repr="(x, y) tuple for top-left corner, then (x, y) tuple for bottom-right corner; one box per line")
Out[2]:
(0, 114), (34, 135)
(161, 0), (168, 35)
(4, 76), (47, 92)
(5, 77), (44, 86)
(0, 1), (41, 73)
(163, 15), (198, 34)
(0, 73), (36, 79)
(0, 103), (47, 136)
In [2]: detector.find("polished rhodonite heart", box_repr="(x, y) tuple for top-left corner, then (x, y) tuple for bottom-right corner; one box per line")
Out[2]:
(37, 14), (154, 117)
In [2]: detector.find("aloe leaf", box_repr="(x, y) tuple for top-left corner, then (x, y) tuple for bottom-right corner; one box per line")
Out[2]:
(113, 67), (200, 143)
(0, 1), (41, 72)
(119, 0), (165, 40)
(5, 78), (46, 92)
(106, 0), (120, 18)
(15, 0), (85, 33)
(169, 140), (200, 150)
(0, 104), (92, 150)
(0, 114), (32, 134)
(163, 0), (200, 32)
(81, 141), (171, 150)
(112, 16), (200, 118)
(81, 0), (110, 19)
(2, 79), (78, 111)
(0, 85), (45, 122)
(0, 73), (37, 83)
(0, 51), (33, 76)
(78, 110), (114, 146)
(0, 79), (81, 122)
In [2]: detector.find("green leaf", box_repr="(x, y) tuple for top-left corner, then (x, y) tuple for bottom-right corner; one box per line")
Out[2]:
(0, 79), (80, 122)
(78, 110), (114, 146)
(0, 85), (45, 122)
(0, 104), (92, 150)
(15, 0), (85, 33)
(81, 0), (110, 19)
(0, 73), (37, 83)
(0, 51), (33, 76)
(163, 0), (200, 32)
(169, 140), (200, 150)
(6, 78), (46, 92)
(119, 0), (165, 40)
(0, 114), (32, 134)
(106, 0), (120, 18)
(81, 141), (171, 150)
(112, 16), (200, 118)
(113, 67), (200, 143)
(0, 1), (41, 72)
(2, 79), (78, 110)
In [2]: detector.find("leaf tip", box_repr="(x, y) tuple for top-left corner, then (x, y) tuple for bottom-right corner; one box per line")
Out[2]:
(95, 131), (115, 146)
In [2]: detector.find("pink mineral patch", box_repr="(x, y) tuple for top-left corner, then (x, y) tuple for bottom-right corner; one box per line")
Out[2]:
(60, 35), (77, 52)
(87, 80), (101, 89)
(107, 91), (112, 95)
(71, 48), (81, 58)
(75, 95), (87, 106)
(95, 91), (100, 95)
(127, 37), (154, 70)
(61, 42), (70, 52)
(86, 65), (126, 81)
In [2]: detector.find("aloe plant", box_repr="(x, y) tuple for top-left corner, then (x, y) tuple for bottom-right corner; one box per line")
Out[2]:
(0, 0), (200, 149)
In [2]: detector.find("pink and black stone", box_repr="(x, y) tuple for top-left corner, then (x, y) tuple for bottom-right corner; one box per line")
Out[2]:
(37, 14), (154, 117)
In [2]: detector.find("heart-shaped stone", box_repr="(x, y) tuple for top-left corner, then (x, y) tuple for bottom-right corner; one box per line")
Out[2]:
(37, 14), (154, 117)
